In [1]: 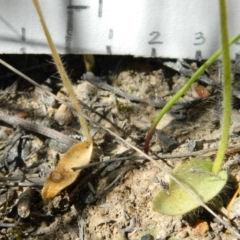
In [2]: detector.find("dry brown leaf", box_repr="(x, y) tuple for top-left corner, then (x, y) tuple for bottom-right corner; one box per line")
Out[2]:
(42, 141), (93, 201)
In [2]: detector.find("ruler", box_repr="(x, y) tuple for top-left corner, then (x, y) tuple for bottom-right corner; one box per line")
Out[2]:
(0, 0), (240, 59)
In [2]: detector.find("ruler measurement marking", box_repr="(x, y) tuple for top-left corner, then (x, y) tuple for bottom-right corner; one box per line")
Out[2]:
(67, 5), (89, 10)
(108, 29), (113, 39)
(106, 46), (112, 55)
(65, 9), (74, 52)
(1, 1), (240, 58)
(98, 0), (103, 17)
(193, 32), (206, 46)
(195, 50), (202, 61)
(21, 27), (26, 41)
(20, 27), (26, 53)
(65, 3), (90, 52)
(148, 31), (163, 45)
(151, 48), (157, 58)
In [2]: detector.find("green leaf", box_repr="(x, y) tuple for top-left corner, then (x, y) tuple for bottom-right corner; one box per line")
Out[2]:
(152, 158), (227, 216)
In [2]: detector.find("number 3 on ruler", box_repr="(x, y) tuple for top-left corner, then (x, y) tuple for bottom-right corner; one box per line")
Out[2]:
(148, 31), (163, 44)
(194, 32), (205, 45)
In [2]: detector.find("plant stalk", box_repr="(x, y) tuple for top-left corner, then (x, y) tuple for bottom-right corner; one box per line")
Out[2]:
(33, 0), (92, 144)
(212, 0), (232, 173)
(144, 33), (240, 154)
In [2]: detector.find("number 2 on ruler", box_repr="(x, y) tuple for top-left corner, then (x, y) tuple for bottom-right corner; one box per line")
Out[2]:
(148, 31), (163, 44)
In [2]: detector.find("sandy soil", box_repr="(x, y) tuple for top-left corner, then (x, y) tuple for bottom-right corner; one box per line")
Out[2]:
(0, 55), (240, 239)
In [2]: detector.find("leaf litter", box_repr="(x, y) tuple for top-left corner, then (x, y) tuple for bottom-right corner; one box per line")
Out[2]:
(0, 55), (240, 239)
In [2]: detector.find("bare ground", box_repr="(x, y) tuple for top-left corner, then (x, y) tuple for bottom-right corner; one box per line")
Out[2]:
(0, 55), (240, 239)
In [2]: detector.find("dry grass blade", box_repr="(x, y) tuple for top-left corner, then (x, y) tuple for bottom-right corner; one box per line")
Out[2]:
(32, 0), (94, 201)
(0, 110), (78, 145)
(33, 0), (92, 144)
(227, 185), (240, 220)
(0, 4), (238, 235)
(0, 57), (238, 237)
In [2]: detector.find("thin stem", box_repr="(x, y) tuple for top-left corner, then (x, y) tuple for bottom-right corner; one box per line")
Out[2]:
(212, 0), (232, 173)
(33, 0), (92, 144)
(227, 185), (240, 220)
(144, 33), (240, 154)
(0, 58), (239, 237)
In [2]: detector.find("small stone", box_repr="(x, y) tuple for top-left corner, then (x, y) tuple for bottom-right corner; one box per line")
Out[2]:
(192, 220), (209, 237)
(141, 233), (154, 240)
(54, 104), (72, 125)
(151, 144), (162, 153)
(18, 111), (28, 118)
(176, 228), (188, 239)
(0, 127), (9, 140)
(75, 81), (97, 102)
(195, 85), (210, 98)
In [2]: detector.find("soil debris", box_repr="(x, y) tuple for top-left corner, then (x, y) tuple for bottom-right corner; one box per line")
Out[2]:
(0, 55), (239, 239)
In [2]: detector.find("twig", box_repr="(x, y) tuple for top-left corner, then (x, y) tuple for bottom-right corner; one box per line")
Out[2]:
(72, 156), (145, 171)
(0, 81), (18, 103)
(94, 122), (239, 237)
(157, 148), (219, 159)
(0, 182), (43, 187)
(0, 59), (238, 237)
(2, 131), (22, 171)
(0, 174), (44, 187)
(83, 72), (165, 108)
(0, 58), (108, 134)
(0, 57), (125, 139)
(94, 163), (136, 201)
(0, 110), (78, 146)
(0, 223), (17, 228)
(157, 144), (240, 159)
(73, 143), (240, 171)
(103, 164), (134, 192)
(164, 60), (240, 100)
(17, 188), (33, 218)
(0, 58), (122, 136)
(164, 60), (216, 86)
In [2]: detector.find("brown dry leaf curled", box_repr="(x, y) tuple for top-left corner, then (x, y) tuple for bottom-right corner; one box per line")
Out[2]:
(42, 141), (93, 200)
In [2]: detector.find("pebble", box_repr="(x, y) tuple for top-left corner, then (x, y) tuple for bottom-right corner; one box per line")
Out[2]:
(54, 104), (72, 125)
(192, 219), (209, 237)
(141, 233), (154, 240)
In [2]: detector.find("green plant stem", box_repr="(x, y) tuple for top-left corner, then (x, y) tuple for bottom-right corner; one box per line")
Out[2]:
(212, 0), (232, 173)
(33, 0), (92, 144)
(144, 33), (240, 154)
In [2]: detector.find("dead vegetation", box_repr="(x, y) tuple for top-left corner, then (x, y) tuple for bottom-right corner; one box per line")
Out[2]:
(0, 55), (240, 239)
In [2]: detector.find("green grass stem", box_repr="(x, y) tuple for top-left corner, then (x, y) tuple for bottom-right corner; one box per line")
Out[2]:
(212, 0), (232, 173)
(144, 33), (240, 154)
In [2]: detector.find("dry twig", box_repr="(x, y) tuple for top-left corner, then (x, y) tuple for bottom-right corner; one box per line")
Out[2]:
(0, 110), (78, 145)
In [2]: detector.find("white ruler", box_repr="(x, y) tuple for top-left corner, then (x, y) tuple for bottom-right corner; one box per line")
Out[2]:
(0, 0), (240, 59)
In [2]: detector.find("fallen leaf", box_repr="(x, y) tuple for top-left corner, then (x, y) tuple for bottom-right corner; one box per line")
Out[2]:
(42, 141), (93, 200)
